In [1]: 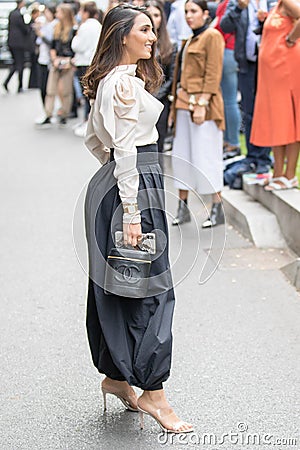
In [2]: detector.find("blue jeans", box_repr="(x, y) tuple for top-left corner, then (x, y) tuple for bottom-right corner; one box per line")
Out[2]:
(221, 49), (241, 147)
(238, 62), (271, 167)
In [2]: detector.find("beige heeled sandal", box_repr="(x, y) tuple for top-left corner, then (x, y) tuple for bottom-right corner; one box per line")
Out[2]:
(137, 403), (194, 434)
(101, 386), (139, 412)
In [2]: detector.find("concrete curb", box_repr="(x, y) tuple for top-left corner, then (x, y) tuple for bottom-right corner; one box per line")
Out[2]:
(243, 182), (300, 255)
(281, 258), (300, 291)
(222, 188), (286, 248)
(223, 184), (300, 290)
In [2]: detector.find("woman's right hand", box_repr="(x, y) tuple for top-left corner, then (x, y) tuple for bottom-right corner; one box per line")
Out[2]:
(123, 222), (142, 247)
(53, 58), (60, 69)
(192, 105), (206, 125)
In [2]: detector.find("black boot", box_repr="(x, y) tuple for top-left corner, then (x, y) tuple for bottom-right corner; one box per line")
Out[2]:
(202, 202), (225, 228)
(172, 199), (191, 226)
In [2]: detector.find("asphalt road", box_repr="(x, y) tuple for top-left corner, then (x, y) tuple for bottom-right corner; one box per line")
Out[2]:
(0, 70), (299, 450)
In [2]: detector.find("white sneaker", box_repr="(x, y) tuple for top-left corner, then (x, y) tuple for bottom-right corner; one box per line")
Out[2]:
(74, 121), (87, 137)
(35, 117), (52, 128)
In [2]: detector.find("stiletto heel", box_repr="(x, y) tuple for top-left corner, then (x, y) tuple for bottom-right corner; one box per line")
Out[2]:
(100, 383), (138, 412)
(102, 388), (107, 412)
(139, 410), (144, 429)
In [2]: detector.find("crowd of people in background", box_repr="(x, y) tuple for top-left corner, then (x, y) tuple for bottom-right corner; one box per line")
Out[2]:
(3, 0), (103, 135)
(2, 0), (300, 225)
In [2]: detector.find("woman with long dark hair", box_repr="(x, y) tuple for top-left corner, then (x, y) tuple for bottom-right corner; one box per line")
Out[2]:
(82, 4), (193, 434)
(170, 0), (225, 228)
(146, 0), (177, 160)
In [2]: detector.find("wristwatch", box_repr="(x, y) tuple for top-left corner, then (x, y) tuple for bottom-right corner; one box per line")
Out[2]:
(123, 203), (139, 214)
(189, 95), (209, 110)
(197, 98), (209, 107)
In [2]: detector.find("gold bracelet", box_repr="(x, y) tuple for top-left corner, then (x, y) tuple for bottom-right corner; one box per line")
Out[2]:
(189, 94), (196, 106)
(189, 94), (209, 109)
(197, 98), (209, 107)
(123, 203), (139, 214)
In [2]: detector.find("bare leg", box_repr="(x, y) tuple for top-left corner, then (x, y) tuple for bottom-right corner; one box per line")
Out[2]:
(285, 142), (300, 180)
(272, 145), (286, 178)
(138, 389), (193, 433)
(212, 191), (222, 204)
(179, 189), (189, 201)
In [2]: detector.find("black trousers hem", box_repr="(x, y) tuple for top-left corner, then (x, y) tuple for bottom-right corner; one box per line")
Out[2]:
(98, 370), (164, 391)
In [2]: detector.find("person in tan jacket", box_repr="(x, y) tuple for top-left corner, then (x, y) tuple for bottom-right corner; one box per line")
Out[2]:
(170, 0), (225, 228)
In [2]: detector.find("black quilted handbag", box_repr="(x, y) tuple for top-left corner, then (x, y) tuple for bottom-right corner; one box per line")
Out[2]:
(104, 247), (152, 298)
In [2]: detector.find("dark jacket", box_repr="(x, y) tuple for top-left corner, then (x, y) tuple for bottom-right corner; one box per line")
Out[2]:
(26, 19), (38, 53)
(155, 42), (177, 101)
(7, 8), (30, 50)
(220, 0), (276, 73)
(52, 28), (76, 57)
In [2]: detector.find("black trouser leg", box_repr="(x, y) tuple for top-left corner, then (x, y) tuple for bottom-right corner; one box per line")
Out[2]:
(4, 47), (17, 86)
(4, 67), (15, 86)
(10, 47), (25, 90)
(28, 52), (39, 88)
(143, 382), (163, 391)
(38, 64), (49, 104)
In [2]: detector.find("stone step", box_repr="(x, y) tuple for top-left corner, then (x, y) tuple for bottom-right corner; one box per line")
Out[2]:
(281, 258), (300, 291)
(243, 181), (300, 255)
(222, 187), (287, 249)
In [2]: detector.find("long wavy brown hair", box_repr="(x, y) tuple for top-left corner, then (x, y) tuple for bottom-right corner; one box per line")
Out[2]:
(145, 0), (174, 66)
(82, 4), (163, 99)
(54, 4), (76, 42)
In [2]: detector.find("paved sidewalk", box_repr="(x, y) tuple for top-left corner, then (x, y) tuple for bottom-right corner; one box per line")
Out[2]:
(1, 73), (299, 450)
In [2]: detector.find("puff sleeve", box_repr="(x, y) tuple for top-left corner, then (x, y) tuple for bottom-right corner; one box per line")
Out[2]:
(112, 74), (141, 222)
(85, 100), (110, 165)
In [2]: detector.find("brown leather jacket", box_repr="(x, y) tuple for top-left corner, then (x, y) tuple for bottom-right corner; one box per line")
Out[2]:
(171, 27), (225, 130)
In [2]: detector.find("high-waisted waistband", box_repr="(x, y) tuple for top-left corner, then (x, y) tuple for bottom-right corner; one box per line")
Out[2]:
(110, 144), (159, 166)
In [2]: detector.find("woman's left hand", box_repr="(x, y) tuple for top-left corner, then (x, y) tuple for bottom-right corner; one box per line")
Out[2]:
(192, 105), (206, 125)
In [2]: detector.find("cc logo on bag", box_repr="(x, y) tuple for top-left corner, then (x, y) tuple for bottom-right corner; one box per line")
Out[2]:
(114, 264), (141, 284)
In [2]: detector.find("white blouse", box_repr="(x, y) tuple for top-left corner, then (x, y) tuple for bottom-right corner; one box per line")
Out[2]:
(85, 64), (163, 207)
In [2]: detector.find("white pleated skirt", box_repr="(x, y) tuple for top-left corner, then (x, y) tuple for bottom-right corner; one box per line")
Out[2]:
(172, 110), (224, 195)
